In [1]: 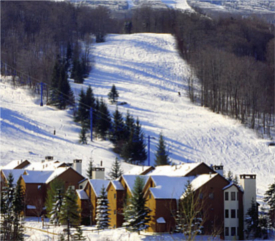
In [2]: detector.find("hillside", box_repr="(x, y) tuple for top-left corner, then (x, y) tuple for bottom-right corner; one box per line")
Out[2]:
(1, 33), (274, 199)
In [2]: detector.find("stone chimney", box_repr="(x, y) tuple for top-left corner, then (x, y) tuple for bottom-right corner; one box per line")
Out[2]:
(73, 159), (82, 175)
(45, 156), (54, 161)
(92, 167), (105, 180)
(213, 165), (223, 176)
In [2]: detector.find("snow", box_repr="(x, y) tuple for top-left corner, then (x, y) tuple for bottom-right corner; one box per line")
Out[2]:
(122, 175), (149, 194)
(149, 175), (194, 199)
(156, 217), (166, 223)
(189, 173), (218, 192)
(76, 189), (89, 200)
(111, 180), (125, 190)
(22, 170), (54, 184)
(149, 163), (201, 176)
(124, 165), (153, 175)
(1, 32), (274, 204)
(1, 169), (27, 185)
(89, 179), (110, 197)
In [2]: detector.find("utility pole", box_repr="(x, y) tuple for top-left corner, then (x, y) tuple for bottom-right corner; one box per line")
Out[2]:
(90, 108), (93, 141)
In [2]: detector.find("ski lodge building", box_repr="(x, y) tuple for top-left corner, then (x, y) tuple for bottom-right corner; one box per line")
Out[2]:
(0, 157), (257, 240)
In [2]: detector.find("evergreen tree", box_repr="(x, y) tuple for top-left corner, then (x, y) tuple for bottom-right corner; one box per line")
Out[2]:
(95, 98), (111, 139)
(79, 122), (88, 144)
(109, 157), (123, 180)
(121, 132), (135, 163)
(154, 132), (170, 166)
(95, 186), (110, 230)
(108, 84), (119, 104)
(74, 225), (85, 240)
(49, 58), (74, 110)
(233, 174), (239, 185)
(50, 189), (63, 226)
(132, 118), (147, 164)
(59, 187), (81, 241)
(227, 170), (234, 182)
(111, 107), (125, 144)
(45, 179), (65, 218)
(123, 176), (150, 234)
(13, 178), (24, 215)
(86, 159), (93, 179)
(245, 198), (260, 238)
(74, 89), (86, 123)
(263, 181), (275, 228)
(124, 110), (135, 140)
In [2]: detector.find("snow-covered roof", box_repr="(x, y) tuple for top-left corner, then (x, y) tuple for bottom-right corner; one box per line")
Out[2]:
(25, 160), (66, 171)
(148, 163), (201, 177)
(111, 180), (124, 190)
(45, 167), (68, 184)
(222, 182), (243, 192)
(1, 169), (26, 185)
(89, 179), (110, 197)
(149, 176), (194, 199)
(22, 170), (54, 184)
(76, 189), (88, 200)
(156, 217), (166, 224)
(148, 173), (218, 200)
(1, 160), (30, 169)
(122, 175), (149, 194)
(125, 166), (154, 175)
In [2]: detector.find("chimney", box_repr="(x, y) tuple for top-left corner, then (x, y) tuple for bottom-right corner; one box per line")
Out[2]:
(240, 175), (256, 216)
(73, 159), (82, 175)
(92, 167), (105, 180)
(45, 156), (54, 161)
(213, 165), (223, 176)
(100, 160), (103, 166)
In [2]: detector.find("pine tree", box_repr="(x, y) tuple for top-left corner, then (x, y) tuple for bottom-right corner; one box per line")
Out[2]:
(245, 198), (260, 238)
(132, 118), (147, 164)
(85, 86), (95, 118)
(50, 189), (63, 226)
(109, 157), (123, 180)
(263, 181), (275, 228)
(123, 176), (150, 234)
(45, 179), (65, 218)
(86, 159), (93, 179)
(59, 187), (81, 241)
(74, 89), (86, 123)
(95, 98), (111, 139)
(111, 107), (125, 144)
(227, 170), (234, 182)
(124, 110), (135, 140)
(233, 174), (239, 185)
(74, 225), (85, 240)
(95, 186), (110, 230)
(154, 132), (170, 166)
(79, 122), (88, 144)
(108, 84), (119, 104)
(13, 178), (24, 216)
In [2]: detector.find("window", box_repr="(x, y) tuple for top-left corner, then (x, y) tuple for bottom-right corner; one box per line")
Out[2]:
(225, 209), (229, 218)
(237, 192), (239, 200)
(225, 227), (229, 236)
(114, 210), (116, 215)
(209, 193), (214, 199)
(199, 193), (203, 199)
(231, 192), (236, 201)
(79, 185), (83, 189)
(231, 209), (236, 218)
(231, 227), (236, 236)
(225, 192), (228, 201)
(114, 194), (116, 199)
(237, 209), (239, 218)
(237, 227), (239, 236)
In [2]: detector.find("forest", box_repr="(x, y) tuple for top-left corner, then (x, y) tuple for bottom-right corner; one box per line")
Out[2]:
(1, 1), (274, 138)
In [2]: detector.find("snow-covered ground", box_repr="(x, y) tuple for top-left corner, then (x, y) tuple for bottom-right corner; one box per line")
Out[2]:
(1, 33), (274, 200)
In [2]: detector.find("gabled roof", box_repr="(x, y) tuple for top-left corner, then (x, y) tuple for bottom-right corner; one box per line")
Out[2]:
(76, 189), (89, 200)
(148, 163), (201, 177)
(1, 169), (26, 185)
(1, 160), (31, 169)
(88, 179), (110, 197)
(121, 175), (149, 195)
(222, 182), (244, 193)
(111, 180), (124, 190)
(147, 173), (219, 200)
(21, 170), (54, 184)
(125, 166), (155, 175)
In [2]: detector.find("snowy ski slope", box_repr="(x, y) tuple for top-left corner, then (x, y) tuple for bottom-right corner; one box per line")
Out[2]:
(1, 33), (274, 200)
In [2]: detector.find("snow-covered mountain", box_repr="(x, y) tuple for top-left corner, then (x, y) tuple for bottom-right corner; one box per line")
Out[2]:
(1, 33), (274, 200)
